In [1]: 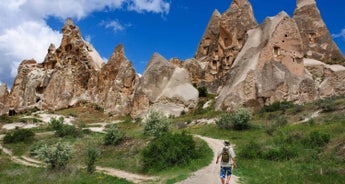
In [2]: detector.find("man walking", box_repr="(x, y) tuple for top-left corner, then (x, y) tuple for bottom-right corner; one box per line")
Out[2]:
(216, 140), (237, 184)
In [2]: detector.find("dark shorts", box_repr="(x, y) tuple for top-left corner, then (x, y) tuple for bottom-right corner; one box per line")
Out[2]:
(220, 166), (232, 179)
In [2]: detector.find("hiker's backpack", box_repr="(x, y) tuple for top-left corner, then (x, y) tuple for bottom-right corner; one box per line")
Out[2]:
(221, 147), (230, 162)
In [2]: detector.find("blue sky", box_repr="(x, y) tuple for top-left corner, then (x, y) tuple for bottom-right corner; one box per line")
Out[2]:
(0, 0), (344, 89)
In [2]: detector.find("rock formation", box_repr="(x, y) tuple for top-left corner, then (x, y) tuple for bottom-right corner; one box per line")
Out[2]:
(0, 83), (8, 114)
(304, 58), (345, 97)
(131, 53), (198, 118)
(4, 19), (138, 116)
(6, 59), (47, 112)
(293, 0), (345, 63)
(193, 0), (258, 93)
(87, 44), (139, 116)
(215, 12), (317, 111)
(2, 0), (345, 117)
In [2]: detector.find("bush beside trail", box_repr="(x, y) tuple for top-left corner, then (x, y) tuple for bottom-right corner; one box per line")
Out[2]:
(143, 111), (171, 137)
(3, 129), (35, 144)
(216, 108), (252, 130)
(49, 117), (82, 138)
(142, 132), (198, 172)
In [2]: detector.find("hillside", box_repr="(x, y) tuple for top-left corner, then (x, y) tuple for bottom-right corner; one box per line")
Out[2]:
(0, 94), (344, 183)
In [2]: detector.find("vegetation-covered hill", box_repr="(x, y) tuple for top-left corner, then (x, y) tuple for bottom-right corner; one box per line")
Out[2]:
(0, 95), (344, 183)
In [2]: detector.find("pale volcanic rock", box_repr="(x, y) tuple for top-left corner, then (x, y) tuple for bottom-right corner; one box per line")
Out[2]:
(182, 58), (204, 85)
(4, 19), (139, 116)
(0, 83), (9, 114)
(131, 53), (198, 118)
(216, 12), (317, 111)
(193, 0), (258, 93)
(304, 58), (345, 97)
(293, 0), (345, 63)
(87, 44), (139, 116)
(6, 60), (49, 112)
(195, 9), (221, 59)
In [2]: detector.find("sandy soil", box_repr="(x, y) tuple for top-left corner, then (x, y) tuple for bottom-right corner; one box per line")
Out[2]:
(176, 135), (239, 184)
(96, 166), (158, 183)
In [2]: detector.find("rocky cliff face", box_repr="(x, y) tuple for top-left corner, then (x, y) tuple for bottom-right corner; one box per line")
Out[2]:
(87, 44), (139, 116)
(4, 19), (138, 116)
(3, 0), (345, 117)
(215, 12), (317, 111)
(293, 0), (345, 63)
(0, 83), (8, 114)
(131, 53), (198, 118)
(304, 59), (345, 97)
(193, 0), (258, 93)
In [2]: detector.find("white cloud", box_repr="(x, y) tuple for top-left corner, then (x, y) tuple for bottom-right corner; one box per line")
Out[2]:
(0, 0), (171, 88)
(332, 28), (345, 39)
(101, 20), (133, 33)
(0, 21), (62, 85)
(128, 0), (170, 14)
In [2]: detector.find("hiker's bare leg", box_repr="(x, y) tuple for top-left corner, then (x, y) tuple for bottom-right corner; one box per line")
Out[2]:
(225, 176), (231, 184)
(220, 178), (225, 184)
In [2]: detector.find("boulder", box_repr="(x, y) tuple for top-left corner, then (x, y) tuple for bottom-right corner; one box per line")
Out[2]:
(215, 12), (317, 111)
(131, 53), (198, 118)
(304, 58), (345, 97)
(293, 0), (345, 63)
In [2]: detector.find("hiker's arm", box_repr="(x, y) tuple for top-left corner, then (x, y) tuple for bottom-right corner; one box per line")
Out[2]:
(232, 158), (237, 168)
(216, 155), (220, 164)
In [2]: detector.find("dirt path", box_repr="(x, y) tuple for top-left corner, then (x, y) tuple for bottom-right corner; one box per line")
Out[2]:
(0, 143), (43, 168)
(176, 135), (239, 184)
(293, 110), (322, 125)
(1, 119), (241, 184)
(96, 166), (158, 183)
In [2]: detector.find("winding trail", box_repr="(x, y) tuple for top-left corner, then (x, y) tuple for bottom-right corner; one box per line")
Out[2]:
(177, 135), (239, 184)
(96, 166), (158, 183)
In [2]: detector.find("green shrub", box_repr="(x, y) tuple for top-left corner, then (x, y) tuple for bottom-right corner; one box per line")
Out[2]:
(30, 141), (46, 156)
(290, 104), (303, 114)
(239, 140), (262, 159)
(316, 96), (337, 112)
(216, 112), (233, 129)
(232, 108), (252, 130)
(307, 118), (315, 126)
(303, 131), (330, 148)
(240, 141), (297, 161)
(0, 115), (14, 124)
(273, 115), (288, 127)
(85, 144), (101, 174)
(49, 117), (64, 130)
(262, 145), (298, 161)
(142, 132), (198, 171)
(260, 101), (295, 113)
(144, 111), (171, 137)
(264, 123), (276, 136)
(216, 108), (252, 130)
(49, 117), (81, 138)
(55, 124), (82, 138)
(3, 128), (35, 144)
(104, 125), (125, 146)
(37, 142), (73, 170)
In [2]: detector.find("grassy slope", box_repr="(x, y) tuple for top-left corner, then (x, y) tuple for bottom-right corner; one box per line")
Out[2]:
(1, 97), (345, 183)
(0, 154), (131, 184)
(184, 96), (345, 184)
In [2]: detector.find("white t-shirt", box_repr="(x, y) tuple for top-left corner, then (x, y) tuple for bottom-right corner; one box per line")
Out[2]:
(217, 146), (235, 167)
